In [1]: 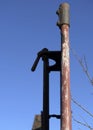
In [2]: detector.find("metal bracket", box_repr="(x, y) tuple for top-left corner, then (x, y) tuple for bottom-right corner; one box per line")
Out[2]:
(49, 114), (61, 119)
(31, 48), (61, 72)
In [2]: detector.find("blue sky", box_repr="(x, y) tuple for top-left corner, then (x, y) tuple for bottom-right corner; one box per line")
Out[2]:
(0, 0), (93, 130)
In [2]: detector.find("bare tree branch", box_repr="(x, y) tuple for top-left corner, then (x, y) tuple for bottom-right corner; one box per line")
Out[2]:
(71, 98), (93, 118)
(80, 115), (93, 129)
(84, 55), (88, 70)
(70, 47), (93, 85)
(72, 116), (93, 130)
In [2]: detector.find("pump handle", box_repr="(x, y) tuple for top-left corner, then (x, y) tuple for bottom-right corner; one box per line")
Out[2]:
(31, 55), (40, 71)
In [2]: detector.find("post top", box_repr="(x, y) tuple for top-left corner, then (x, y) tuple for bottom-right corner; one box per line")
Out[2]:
(60, 3), (70, 8)
(56, 2), (70, 28)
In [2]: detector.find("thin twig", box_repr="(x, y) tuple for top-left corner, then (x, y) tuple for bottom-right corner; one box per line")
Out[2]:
(84, 55), (88, 70)
(80, 115), (92, 129)
(71, 98), (93, 118)
(72, 116), (93, 130)
(70, 47), (93, 85)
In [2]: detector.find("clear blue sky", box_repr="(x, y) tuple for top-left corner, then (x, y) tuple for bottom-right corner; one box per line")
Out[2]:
(0, 0), (93, 130)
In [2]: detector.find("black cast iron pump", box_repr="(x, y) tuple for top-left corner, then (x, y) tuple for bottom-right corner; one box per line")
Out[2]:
(31, 48), (61, 130)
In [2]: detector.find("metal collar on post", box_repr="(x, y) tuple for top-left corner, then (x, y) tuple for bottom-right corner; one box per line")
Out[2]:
(56, 3), (70, 28)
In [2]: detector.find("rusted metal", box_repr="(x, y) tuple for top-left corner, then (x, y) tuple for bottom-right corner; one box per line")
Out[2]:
(32, 115), (42, 130)
(57, 3), (71, 130)
(61, 24), (71, 130)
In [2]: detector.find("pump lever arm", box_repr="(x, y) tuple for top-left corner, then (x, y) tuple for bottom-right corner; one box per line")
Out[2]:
(31, 48), (48, 72)
(31, 55), (40, 71)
